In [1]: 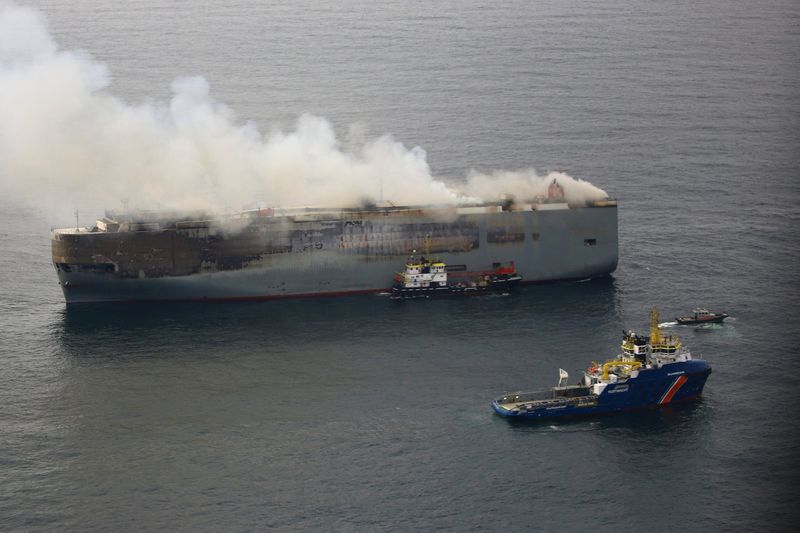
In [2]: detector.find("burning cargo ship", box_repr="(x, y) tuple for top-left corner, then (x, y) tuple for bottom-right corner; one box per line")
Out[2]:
(51, 187), (618, 304)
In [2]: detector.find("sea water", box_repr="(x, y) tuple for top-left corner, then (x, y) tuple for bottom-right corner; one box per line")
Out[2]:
(1, 0), (798, 530)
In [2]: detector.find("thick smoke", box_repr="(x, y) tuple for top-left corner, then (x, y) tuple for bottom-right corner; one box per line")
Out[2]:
(463, 169), (608, 205)
(0, 2), (607, 216)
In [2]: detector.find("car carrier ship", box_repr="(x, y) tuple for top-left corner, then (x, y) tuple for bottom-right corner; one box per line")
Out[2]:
(51, 183), (618, 304)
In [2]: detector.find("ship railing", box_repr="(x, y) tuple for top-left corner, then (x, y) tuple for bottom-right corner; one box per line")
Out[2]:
(498, 386), (594, 406)
(497, 390), (551, 404)
(648, 348), (692, 364)
(516, 395), (598, 411)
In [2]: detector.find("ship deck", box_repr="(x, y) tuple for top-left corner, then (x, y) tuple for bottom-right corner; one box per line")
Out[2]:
(495, 385), (596, 411)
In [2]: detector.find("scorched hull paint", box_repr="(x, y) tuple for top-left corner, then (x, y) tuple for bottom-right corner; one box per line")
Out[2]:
(53, 205), (618, 304)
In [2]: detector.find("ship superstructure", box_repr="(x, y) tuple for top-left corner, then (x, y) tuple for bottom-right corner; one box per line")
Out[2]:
(51, 196), (618, 303)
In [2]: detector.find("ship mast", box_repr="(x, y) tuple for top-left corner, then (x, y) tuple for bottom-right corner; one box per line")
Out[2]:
(650, 307), (661, 345)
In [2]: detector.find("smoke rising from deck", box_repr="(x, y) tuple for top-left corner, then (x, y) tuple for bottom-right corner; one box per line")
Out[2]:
(463, 169), (607, 206)
(0, 2), (608, 219)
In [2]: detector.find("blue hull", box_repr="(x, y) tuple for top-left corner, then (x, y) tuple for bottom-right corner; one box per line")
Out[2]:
(493, 360), (711, 422)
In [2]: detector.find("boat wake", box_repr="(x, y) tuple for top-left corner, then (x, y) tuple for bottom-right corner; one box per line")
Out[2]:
(658, 321), (678, 328)
(693, 322), (727, 331)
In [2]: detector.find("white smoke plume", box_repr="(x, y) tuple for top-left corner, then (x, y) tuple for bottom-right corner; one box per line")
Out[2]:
(464, 169), (609, 206)
(0, 2), (607, 216)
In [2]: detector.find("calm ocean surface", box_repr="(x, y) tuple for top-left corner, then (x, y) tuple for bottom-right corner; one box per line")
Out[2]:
(1, 0), (799, 530)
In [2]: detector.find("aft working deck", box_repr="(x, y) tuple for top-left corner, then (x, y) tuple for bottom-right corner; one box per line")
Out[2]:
(495, 385), (597, 412)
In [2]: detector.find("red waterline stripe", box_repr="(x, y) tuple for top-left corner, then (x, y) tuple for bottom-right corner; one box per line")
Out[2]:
(659, 375), (688, 405)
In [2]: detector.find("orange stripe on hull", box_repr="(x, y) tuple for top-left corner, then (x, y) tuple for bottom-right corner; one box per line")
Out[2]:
(659, 375), (689, 405)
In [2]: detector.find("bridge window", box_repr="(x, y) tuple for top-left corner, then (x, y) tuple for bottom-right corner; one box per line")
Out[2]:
(584, 239), (597, 246)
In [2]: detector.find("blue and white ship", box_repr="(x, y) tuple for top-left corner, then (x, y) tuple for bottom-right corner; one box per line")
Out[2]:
(492, 309), (712, 421)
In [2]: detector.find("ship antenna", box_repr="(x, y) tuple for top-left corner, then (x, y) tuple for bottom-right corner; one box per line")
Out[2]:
(75, 209), (79, 231)
(650, 307), (661, 344)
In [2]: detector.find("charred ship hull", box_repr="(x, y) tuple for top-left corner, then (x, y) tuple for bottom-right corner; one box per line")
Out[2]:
(51, 202), (618, 304)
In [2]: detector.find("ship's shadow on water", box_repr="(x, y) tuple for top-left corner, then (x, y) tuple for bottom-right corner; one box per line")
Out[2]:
(53, 276), (621, 359)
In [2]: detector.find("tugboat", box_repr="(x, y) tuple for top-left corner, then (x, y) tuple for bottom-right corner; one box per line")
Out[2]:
(675, 308), (728, 325)
(391, 256), (522, 299)
(492, 308), (712, 421)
